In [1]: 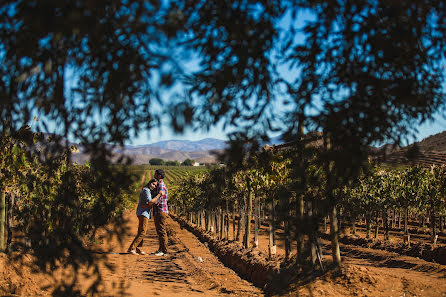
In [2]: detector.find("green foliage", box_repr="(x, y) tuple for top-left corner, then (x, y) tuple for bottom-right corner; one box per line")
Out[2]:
(149, 158), (165, 165)
(0, 126), (135, 254)
(181, 159), (194, 166)
(343, 164), (446, 218)
(165, 160), (180, 166)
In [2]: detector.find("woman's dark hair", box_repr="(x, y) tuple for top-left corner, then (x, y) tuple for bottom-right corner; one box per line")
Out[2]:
(145, 179), (158, 187)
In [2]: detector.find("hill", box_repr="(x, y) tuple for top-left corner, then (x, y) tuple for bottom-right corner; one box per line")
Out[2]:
(378, 130), (446, 167)
(71, 138), (227, 164)
(70, 137), (288, 165)
(415, 130), (446, 153)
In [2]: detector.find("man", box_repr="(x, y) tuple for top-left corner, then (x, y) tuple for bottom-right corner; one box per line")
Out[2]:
(150, 169), (169, 256)
(127, 179), (160, 255)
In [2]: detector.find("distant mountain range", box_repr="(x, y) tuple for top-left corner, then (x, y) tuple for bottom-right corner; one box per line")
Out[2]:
(71, 136), (284, 164)
(126, 138), (228, 152)
(68, 131), (446, 166)
(72, 138), (228, 164)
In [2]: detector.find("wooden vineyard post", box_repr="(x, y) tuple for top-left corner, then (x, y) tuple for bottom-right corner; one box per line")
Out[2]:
(225, 200), (229, 240)
(232, 205), (236, 241)
(284, 192), (292, 260)
(0, 189), (5, 252)
(324, 216), (328, 233)
(215, 210), (220, 237)
(236, 199), (244, 242)
(404, 234), (411, 247)
(398, 210), (402, 229)
(330, 204), (342, 267)
(205, 210), (210, 232)
(268, 197), (276, 259)
(324, 132), (341, 267)
(366, 214), (371, 239)
(296, 193), (305, 263)
(210, 211), (214, 233)
(351, 216), (357, 235)
(431, 209), (437, 244)
(384, 210), (390, 242)
(404, 208), (409, 235)
(243, 177), (253, 249)
(220, 207), (225, 239)
(374, 212), (379, 239)
(440, 216), (444, 233)
(254, 196), (259, 248)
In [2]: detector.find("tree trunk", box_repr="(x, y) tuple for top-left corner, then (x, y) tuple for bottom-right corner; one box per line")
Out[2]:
(268, 198), (276, 258)
(330, 204), (342, 267)
(431, 208), (436, 242)
(366, 214), (371, 239)
(404, 207), (409, 235)
(440, 215), (444, 233)
(225, 200), (229, 240)
(254, 197), (259, 248)
(232, 208), (236, 240)
(210, 211), (215, 233)
(216, 210), (221, 237)
(206, 210), (211, 232)
(0, 189), (5, 252)
(391, 209), (396, 228)
(398, 210), (402, 229)
(284, 192), (292, 259)
(296, 193), (305, 263)
(384, 209), (389, 241)
(309, 200), (317, 265)
(236, 199), (244, 242)
(243, 178), (253, 249)
(351, 216), (356, 235)
(218, 208), (223, 239)
(374, 212), (379, 239)
(6, 193), (15, 252)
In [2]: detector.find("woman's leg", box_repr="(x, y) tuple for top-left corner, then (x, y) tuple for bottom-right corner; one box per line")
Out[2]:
(128, 216), (148, 252)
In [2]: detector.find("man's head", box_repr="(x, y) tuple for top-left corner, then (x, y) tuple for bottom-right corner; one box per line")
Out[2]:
(154, 169), (165, 180)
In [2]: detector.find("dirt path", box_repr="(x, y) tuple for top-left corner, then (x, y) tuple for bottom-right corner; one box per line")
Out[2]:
(96, 211), (264, 297)
(2, 209), (446, 296)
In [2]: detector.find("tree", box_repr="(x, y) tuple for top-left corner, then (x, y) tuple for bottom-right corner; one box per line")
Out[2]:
(149, 158), (165, 166)
(1, 0), (445, 275)
(182, 159), (194, 166)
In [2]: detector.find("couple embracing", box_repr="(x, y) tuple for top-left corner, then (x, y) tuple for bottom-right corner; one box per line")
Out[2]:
(128, 169), (169, 256)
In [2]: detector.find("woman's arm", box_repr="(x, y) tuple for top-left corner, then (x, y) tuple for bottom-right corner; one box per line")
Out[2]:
(148, 190), (165, 207)
(139, 188), (153, 209)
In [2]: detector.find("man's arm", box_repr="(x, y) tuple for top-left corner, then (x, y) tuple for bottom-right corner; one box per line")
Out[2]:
(148, 190), (165, 207)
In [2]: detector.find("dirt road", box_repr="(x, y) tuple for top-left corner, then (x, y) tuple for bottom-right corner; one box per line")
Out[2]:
(2, 209), (446, 296)
(96, 212), (264, 297)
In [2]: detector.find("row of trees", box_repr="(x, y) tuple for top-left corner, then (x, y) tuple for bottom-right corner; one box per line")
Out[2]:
(149, 158), (196, 166)
(343, 165), (446, 241)
(0, 125), (135, 257)
(170, 139), (446, 269)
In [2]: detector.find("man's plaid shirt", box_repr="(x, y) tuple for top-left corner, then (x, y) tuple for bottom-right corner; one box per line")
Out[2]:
(153, 179), (168, 215)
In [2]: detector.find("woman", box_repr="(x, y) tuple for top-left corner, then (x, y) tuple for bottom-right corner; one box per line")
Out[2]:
(127, 178), (164, 255)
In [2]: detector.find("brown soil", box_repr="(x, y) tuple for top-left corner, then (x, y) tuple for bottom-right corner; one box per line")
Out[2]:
(1, 209), (446, 296)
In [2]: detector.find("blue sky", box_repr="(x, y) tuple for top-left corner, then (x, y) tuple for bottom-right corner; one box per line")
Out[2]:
(127, 110), (446, 146)
(32, 7), (446, 147)
(127, 8), (446, 147)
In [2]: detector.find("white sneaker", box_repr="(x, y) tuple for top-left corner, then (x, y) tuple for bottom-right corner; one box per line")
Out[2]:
(128, 250), (137, 255)
(154, 251), (165, 256)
